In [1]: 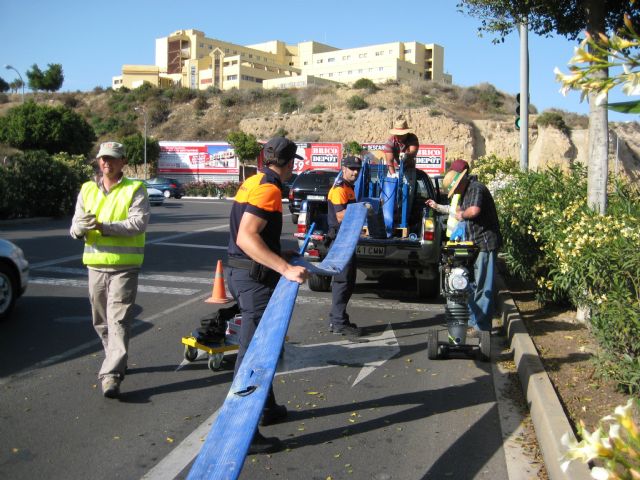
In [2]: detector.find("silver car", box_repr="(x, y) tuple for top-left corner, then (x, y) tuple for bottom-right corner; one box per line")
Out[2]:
(0, 238), (29, 320)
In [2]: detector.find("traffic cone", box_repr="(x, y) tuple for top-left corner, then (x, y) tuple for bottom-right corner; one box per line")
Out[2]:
(205, 260), (232, 304)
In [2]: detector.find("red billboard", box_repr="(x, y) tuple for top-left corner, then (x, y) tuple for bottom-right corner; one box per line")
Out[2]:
(158, 142), (239, 175)
(362, 143), (446, 175)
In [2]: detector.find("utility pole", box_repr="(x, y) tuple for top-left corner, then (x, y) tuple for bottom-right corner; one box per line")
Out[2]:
(5, 64), (25, 103)
(134, 106), (148, 179)
(519, 20), (529, 171)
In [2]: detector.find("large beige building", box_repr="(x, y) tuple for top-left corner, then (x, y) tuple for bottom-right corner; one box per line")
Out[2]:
(112, 29), (452, 91)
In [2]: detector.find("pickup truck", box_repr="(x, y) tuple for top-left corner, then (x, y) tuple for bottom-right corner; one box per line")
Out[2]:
(295, 167), (445, 299)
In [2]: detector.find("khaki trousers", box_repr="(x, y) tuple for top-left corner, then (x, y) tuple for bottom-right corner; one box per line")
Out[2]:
(88, 269), (139, 380)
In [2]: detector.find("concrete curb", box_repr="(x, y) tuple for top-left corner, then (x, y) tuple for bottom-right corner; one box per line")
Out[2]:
(496, 276), (591, 480)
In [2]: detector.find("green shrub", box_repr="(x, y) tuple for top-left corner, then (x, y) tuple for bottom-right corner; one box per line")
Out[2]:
(490, 160), (640, 392)
(353, 78), (379, 93)
(194, 95), (209, 112)
(536, 111), (569, 133)
(310, 104), (326, 114)
(279, 95), (299, 114)
(0, 101), (96, 156)
(184, 180), (240, 198)
(346, 95), (368, 110)
(0, 150), (90, 219)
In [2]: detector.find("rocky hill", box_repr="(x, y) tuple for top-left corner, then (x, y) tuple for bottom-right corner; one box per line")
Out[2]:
(1, 81), (639, 181)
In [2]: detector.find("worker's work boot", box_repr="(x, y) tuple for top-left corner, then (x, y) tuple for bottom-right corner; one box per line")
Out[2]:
(260, 403), (288, 427)
(101, 377), (120, 399)
(248, 431), (282, 455)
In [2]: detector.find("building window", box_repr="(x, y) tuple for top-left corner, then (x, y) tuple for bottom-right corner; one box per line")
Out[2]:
(342, 55), (350, 61)
(249, 54), (253, 58)
(317, 59), (323, 63)
(200, 43), (204, 48)
(379, 67), (384, 71)
(328, 72), (333, 77)
(304, 61), (308, 65)
(358, 53), (367, 58)
(227, 74), (237, 80)
(389, 50), (393, 54)
(404, 49), (412, 54)
(319, 74), (324, 77)
(375, 51), (384, 56)
(358, 69), (363, 73)
(348, 70), (352, 75)
(328, 57), (335, 62)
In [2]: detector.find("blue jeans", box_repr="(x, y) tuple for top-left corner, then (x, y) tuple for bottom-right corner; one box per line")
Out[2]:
(469, 250), (497, 332)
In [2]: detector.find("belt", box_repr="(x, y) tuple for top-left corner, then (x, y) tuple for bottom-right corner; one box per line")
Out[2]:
(227, 257), (253, 269)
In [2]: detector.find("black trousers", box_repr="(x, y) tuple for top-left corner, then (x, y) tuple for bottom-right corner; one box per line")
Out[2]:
(329, 254), (356, 327)
(227, 266), (279, 410)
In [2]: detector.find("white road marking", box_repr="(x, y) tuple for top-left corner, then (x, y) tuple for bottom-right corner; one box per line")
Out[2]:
(140, 409), (220, 480)
(0, 292), (212, 387)
(29, 277), (200, 296)
(35, 266), (214, 285)
(154, 242), (228, 250)
(30, 223), (230, 269)
(144, 325), (399, 479)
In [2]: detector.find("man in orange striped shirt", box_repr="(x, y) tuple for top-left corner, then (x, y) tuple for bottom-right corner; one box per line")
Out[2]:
(327, 156), (362, 337)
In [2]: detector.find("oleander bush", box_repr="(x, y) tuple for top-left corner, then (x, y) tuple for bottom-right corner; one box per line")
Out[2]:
(0, 150), (92, 219)
(184, 180), (240, 198)
(477, 155), (640, 393)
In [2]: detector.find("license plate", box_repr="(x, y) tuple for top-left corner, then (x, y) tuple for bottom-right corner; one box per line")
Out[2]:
(307, 195), (326, 201)
(357, 245), (385, 256)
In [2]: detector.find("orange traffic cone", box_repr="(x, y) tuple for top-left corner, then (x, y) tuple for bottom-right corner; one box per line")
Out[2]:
(205, 260), (232, 304)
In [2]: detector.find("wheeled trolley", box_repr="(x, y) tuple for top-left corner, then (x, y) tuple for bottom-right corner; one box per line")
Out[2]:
(181, 314), (241, 371)
(427, 240), (491, 362)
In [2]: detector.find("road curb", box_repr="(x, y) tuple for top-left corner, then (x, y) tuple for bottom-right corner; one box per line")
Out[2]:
(496, 276), (591, 480)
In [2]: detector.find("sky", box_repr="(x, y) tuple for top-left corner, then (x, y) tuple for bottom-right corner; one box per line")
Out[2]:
(1, 0), (636, 123)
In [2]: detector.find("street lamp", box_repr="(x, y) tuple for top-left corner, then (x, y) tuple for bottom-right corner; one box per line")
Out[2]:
(134, 106), (148, 179)
(4, 64), (25, 103)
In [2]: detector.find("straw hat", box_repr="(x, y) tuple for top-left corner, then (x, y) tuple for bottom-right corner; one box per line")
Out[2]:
(442, 159), (470, 198)
(389, 118), (413, 135)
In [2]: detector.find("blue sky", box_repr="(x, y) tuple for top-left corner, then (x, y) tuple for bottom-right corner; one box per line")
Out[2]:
(1, 0), (635, 122)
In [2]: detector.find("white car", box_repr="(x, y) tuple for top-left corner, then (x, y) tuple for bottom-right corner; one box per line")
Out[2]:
(0, 238), (29, 320)
(147, 186), (165, 206)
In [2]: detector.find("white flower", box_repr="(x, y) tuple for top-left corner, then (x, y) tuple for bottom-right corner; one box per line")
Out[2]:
(590, 467), (611, 480)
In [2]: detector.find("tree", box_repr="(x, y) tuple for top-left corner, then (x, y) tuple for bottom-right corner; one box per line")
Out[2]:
(42, 64), (64, 92)
(0, 101), (96, 156)
(457, 0), (640, 214)
(25, 63), (64, 92)
(226, 131), (261, 181)
(0, 77), (9, 93)
(26, 64), (44, 92)
(9, 79), (24, 94)
(121, 132), (160, 177)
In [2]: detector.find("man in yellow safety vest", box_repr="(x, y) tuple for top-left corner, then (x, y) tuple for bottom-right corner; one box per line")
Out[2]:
(70, 141), (150, 398)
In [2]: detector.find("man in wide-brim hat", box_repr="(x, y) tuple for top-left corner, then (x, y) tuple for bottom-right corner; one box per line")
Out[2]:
(426, 159), (503, 337)
(384, 117), (420, 215)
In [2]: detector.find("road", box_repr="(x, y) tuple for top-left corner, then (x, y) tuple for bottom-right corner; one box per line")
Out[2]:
(0, 198), (531, 480)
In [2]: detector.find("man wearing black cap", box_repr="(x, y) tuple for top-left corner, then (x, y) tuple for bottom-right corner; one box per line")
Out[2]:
(326, 156), (363, 337)
(227, 136), (309, 453)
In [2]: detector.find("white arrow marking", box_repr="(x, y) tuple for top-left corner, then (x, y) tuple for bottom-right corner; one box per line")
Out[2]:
(276, 323), (400, 387)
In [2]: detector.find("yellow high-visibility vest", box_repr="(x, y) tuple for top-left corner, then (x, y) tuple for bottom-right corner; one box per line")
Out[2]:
(81, 178), (145, 266)
(446, 194), (461, 238)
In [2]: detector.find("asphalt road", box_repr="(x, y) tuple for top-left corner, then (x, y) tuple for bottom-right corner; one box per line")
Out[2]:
(0, 198), (526, 480)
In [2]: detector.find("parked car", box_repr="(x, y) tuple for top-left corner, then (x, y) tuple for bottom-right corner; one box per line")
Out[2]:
(145, 177), (186, 199)
(281, 173), (297, 199)
(146, 186), (165, 206)
(0, 239), (29, 320)
(287, 169), (339, 223)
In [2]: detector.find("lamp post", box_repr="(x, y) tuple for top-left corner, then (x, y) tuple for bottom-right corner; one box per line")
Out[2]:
(4, 64), (25, 103)
(134, 106), (148, 179)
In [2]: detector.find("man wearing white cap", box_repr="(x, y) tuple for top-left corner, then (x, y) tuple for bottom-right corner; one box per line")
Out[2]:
(70, 141), (150, 398)
(384, 117), (420, 216)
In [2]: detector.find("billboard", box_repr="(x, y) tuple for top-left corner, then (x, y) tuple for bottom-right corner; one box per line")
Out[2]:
(158, 141), (239, 175)
(362, 143), (446, 175)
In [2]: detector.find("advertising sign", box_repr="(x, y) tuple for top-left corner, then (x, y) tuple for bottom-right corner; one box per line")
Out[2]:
(362, 143), (446, 174)
(158, 141), (239, 175)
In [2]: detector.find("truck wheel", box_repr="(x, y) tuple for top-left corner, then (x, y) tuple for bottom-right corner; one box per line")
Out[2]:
(291, 214), (299, 224)
(478, 330), (491, 362)
(427, 329), (439, 360)
(417, 278), (439, 299)
(309, 274), (332, 292)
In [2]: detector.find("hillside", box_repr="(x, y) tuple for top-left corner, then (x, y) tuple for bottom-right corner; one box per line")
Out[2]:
(1, 81), (639, 180)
